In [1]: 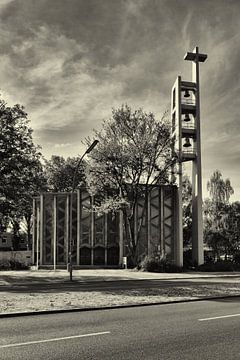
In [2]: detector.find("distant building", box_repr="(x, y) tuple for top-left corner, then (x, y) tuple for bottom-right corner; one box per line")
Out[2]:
(0, 232), (13, 250)
(0, 232), (30, 251)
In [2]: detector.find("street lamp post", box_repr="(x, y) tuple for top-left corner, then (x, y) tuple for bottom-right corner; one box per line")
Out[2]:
(68, 140), (99, 281)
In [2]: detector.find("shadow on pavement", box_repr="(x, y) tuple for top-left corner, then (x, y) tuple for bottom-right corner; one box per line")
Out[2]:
(1, 275), (240, 299)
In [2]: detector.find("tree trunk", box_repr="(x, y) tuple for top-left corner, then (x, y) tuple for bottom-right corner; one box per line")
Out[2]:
(25, 214), (32, 250)
(12, 220), (20, 250)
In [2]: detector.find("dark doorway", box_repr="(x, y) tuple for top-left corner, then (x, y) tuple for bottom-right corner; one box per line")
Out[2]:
(80, 247), (91, 265)
(107, 246), (119, 265)
(93, 246), (105, 265)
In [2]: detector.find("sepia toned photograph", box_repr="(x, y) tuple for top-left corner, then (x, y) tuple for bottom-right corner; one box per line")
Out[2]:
(0, 0), (240, 359)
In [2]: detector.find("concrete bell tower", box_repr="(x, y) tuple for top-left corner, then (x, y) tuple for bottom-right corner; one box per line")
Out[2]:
(171, 47), (207, 266)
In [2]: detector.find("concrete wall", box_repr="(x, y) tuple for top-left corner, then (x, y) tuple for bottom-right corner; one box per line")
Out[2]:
(0, 251), (32, 265)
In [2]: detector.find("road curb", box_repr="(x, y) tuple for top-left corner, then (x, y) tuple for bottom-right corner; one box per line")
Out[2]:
(1, 294), (239, 318)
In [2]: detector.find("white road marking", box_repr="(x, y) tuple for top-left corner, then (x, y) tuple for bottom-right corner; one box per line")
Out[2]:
(0, 331), (111, 349)
(199, 313), (240, 321)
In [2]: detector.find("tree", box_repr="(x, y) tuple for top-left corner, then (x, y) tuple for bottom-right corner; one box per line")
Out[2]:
(44, 155), (85, 192)
(0, 98), (46, 248)
(204, 170), (234, 259)
(17, 162), (47, 247)
(221, 201), (240, 259)
(206, 170), (234, 230)
(85, 105), (174, 264)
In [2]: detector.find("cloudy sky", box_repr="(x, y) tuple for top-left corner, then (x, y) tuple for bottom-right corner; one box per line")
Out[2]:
(0, 0), (240, 200)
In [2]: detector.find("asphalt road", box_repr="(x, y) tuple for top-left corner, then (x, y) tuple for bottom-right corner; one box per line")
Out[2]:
(1, 297), (240, 360)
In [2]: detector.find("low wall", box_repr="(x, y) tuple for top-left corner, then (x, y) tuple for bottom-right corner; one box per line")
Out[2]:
(0, 251), (32, 265)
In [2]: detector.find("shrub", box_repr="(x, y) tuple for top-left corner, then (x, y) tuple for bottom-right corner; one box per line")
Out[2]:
(233, 251), (240, 265)
(139, 256), (163, 272)
(165, 262), (183, 273)
(0, 260), (29, 271)
(139, 255), (182, 273)
(0, 261), (11, 270)
(10, 260), (29, 270)
(197, 260), (235, 272)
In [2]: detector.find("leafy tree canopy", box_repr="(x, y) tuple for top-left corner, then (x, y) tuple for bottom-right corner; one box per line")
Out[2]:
(0, 98), (46, 243)
(86, 105), (173, 200)
(207, 170), (234, 206)
(44, 155), (85, 192)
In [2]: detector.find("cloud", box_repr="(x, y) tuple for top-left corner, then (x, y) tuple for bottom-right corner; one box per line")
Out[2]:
(54, 143), (71, 149)
(0, 0), (12, 11)
(0, 0), (240, 198)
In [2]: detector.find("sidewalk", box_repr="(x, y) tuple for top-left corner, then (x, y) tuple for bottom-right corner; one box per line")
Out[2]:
(1, 269), (240, 316)
(2, 268), (240, 283)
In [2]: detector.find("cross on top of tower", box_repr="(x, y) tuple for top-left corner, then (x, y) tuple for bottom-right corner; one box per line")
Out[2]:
(184, 46), (207, 63)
